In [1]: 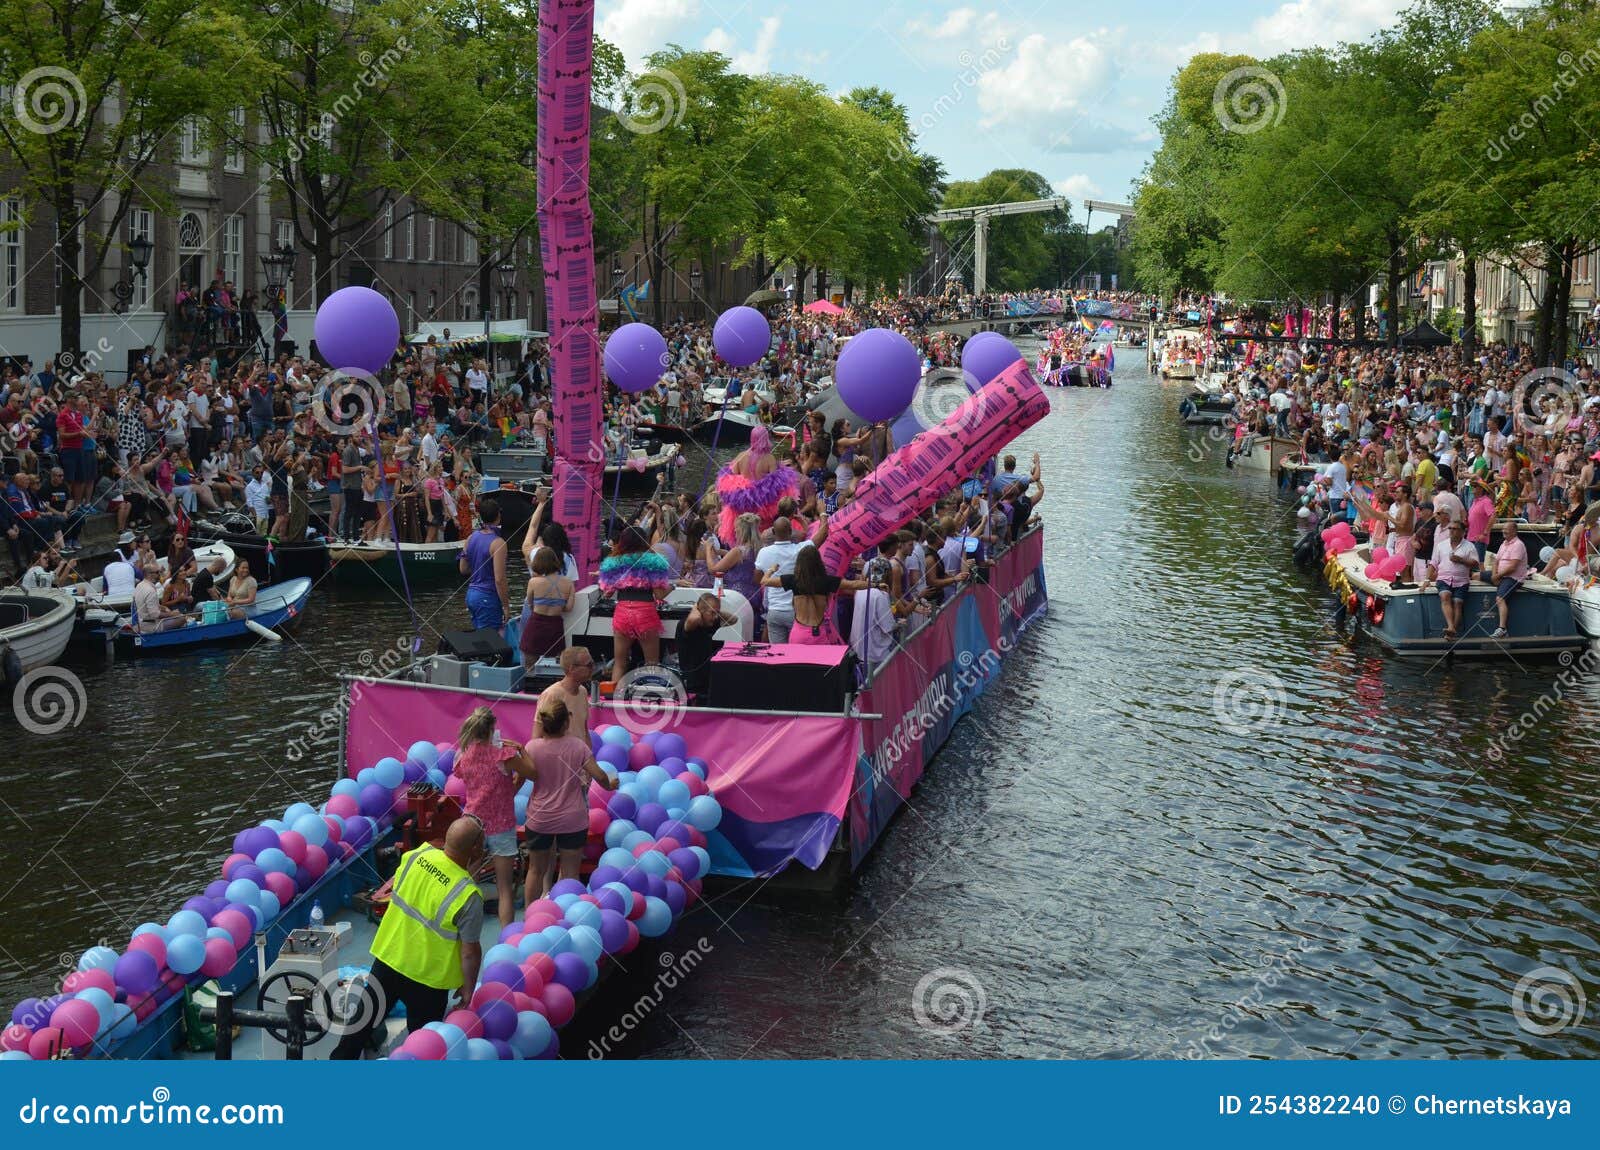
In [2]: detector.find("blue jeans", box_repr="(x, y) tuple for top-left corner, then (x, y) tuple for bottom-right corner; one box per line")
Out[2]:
(465, 587), (503, 631)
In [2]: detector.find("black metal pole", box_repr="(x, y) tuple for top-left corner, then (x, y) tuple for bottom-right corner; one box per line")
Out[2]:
(286, 994), (308, 1061)
(214, 991), (234, 1061)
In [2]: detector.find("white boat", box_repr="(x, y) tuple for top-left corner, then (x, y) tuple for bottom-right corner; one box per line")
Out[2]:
(1159, 344), (1198, 380)
(0, 588), (77, 676)
(1230, 433), (1303, 474)
(61, 542), (237, 613)
(1570, 580), (1600, 638)
(700, 383), (775, 409)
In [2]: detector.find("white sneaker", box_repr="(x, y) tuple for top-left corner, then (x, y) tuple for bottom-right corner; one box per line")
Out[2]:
(1491, 628), (1508, 639)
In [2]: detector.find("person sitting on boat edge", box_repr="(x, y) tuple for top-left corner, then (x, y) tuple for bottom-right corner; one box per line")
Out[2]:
(460, 495), (510, 631)
(1422, 519), (1480, 641)
(224, 559), (258, 621)
(452, 706), (540, 929)
(133, 564), (185, 633)
(1489, 519), (1529, 641)
(331, 816), (488, 1059)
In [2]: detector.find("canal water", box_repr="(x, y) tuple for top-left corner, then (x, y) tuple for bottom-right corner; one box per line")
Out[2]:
(3, 351), (1598, 1057)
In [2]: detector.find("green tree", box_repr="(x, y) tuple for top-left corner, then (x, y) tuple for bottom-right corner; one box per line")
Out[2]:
(0, 0), (256, 352)
(938, 168), (1061, 291)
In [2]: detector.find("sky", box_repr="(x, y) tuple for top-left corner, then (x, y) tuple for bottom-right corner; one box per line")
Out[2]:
(595, 0), (1413, 225)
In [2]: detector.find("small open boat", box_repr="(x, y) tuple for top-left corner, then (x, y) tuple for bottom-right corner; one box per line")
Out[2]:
(190, 515), (329, 586)
(0, 587), (76, 678)
(1229, 433), (1303, 473)
(115, 577), (312, 653)
(1330, 544), (1585, 659)
(60, 542), (236, 613)
(1159, 344), (1198, 380)
(328, 539), (466, 587)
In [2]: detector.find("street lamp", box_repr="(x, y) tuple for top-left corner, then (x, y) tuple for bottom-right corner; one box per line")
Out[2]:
(689, 260), (702, 317)
(261, 242), (296, 293)
(497, 259), (516, 317)
(111, 229), (155, 314)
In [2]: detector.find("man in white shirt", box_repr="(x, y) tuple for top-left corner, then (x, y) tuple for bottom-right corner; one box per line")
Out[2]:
(1431, 479), (1464, 526)
(1425, 519), (1480, 639)
(420, 422), (440, 468)
(243, 467), (272, 528)
(466, 359), (489, 399)
(1325, 451), (1352, 514)
(753, 517), (809, 643)
(102, 536), (138, 599)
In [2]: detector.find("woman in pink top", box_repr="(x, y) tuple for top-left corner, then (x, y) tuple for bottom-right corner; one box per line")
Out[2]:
(1466, 476), (1496, 561)
(452, 707), (538, 927)
(524, 697), (616, 902)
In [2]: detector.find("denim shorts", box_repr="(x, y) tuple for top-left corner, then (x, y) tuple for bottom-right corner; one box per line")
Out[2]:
(485, 830), (518, 858)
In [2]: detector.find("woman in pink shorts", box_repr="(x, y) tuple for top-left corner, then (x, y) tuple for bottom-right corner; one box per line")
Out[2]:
(760, 542), (869, 646)
(598, 526), (671, 683)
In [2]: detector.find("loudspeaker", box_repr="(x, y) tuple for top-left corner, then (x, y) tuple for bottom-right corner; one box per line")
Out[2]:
(709, 645), (854, 713)
(437, 627), (515, 667)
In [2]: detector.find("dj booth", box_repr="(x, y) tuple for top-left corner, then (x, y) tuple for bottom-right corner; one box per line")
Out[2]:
(708, 643), (855, 714)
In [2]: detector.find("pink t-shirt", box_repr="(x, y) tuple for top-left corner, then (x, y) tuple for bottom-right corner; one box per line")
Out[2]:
(523, 734), (593, 834)
(453, 742), (519, 834)
(1495, 536), (1529, 584)
(1466, 494), (1495, 544)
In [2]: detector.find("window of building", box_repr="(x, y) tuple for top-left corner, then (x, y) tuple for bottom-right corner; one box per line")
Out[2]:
(223, 215), (244, 292)
(426, 215), (435, 262)
(0, 198), (19, 311)
(274, 219), (295, 307)
(403, 211), (415, 261)
(407, 291), (417, 329)
(462, 229), (477, 266)
(382, 203), (394, 260)
(225, 107), (246, 173)
(180, 117), (208, 166)
(129, 207), (154, 310)
(427, 290), (437, 317)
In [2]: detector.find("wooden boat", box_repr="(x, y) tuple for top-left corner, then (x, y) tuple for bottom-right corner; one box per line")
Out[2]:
(1330, 543), (1585, 659)
(328, 539), (466, 587)
(1230, 433), (1303, 474)
(189, 516), (329, 586)
(0, 588), (76, 676)
(1178, 392), (1235, 425)
(115, 577), (312, 654)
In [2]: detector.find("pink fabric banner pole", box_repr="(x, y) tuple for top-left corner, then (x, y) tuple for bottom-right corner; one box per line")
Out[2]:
(819, 359), (1051, 573)
(538, 0), (605, 581)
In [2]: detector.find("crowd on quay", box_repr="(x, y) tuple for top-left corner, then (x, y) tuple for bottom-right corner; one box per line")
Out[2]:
(1211, 340), (1600, 639)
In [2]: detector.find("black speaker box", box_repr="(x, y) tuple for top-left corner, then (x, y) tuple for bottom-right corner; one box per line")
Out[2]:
(437, 627), (515, 667)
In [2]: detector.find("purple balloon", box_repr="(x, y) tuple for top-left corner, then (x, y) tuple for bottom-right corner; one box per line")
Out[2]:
(594, 887), (627, 914)
(712, 306), (772, 368)
(232, 864), (267, 889)
(113, 950), (159, 995)
(657, 756), (686, 777)
(660, 880), (686, 917)
(596, 744), (629, 772)
(480, 962), (525, 992)
(836, 328), (920, 422)
(401, 760), (427, 784)
(549, 878), (587, 900)
(588, 865), (624, 890)
(668, 847), (701, 879)
(606, 793), (637, 822)
(655, 733), (687, 762)
(603, 322), (667, 394)
(550, 952), (589, 993)
(478, 999), (517, 1042)
(181, 897), (212, 916)
(635, 803), (668, 835)
(657, 820), (692, 845)
(598, 909), (631, 953)
(204, 880), (228, 899)
(644, 873), (668, 900)
(489, 1038), (515, 1060)
(621, 868), (650, 895)
(890, 406), (925, 450)
(233, 826), (278, 858)
(961, 331), (1022, 388)
(389, 1050), (418, 1061)
(358, 784), (392, 819)
(314, 286), (400, 376)
(11, 998), (43, 1027)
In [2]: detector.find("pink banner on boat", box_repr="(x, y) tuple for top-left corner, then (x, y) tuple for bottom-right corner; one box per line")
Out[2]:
(820, 358), (1050, 572)
(344, 682), (858, 877)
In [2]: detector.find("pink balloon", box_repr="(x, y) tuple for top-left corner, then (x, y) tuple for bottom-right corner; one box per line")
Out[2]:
(200, 938), (237, 978)
(301, 844), (329, 881)
(402, 1029), (448, 1060)
(264, 871), (296, 907)
(323, 816), (343, 844)
(326, 794), (359, 821)
(127, 933), (166, 966)
(28, 1027), (65, 1059)
(62, 969), (115, 997)
(2, 1023), (33, 1051)
(277, 831), (308, 867)
(222, 852), (254, 879)
(445, 1009), (483, 1040)
(50, 1000), (99, 1048)
(211, 909), (252, 950)
(444, 776), (468, 801)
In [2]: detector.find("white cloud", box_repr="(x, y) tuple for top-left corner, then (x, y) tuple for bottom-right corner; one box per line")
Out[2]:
(1153, 0), (1407, 67)
(907, 7), (979, 39)
(702, 16), (781, 75)
(597, 0), (700, 72)
(1054, 174), (1100, 203)
(975, 31), (1135, 153)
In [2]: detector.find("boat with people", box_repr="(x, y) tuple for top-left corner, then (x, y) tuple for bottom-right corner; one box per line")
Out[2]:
(1159, 340), (1199, 380)
(689, 405), (796, 446)
(1178, 388), (1235, 425)
(0, 587), (76, 680)
(1326, 543), (1585, 659)
(114, 576), (313, 654)
(328, 539), (466, 587)
(189, 515), (330, 586)
(1228, 432), (1302, 474)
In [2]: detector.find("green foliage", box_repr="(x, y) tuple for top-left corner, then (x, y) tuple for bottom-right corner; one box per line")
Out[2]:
(939, 169), (1061, 291)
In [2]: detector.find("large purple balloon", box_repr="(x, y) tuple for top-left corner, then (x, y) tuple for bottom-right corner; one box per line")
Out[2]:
(836, 328), (920, 422)
(712, 307), (771, 368)
(314, 287), (400, 376)
(961, 331), (1022, 388)
(113, 950), (159, 996)
(603, 323), (668, 394)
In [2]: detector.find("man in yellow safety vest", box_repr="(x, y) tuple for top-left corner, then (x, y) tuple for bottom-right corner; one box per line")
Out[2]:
(332, 817), (487, 1058)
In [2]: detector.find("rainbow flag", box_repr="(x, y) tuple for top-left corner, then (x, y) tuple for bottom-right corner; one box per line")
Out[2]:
(1079, 315), (1097, 334)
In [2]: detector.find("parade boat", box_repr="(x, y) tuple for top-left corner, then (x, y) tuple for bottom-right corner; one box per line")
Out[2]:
(113, 576), (313, 654)
(1178, 390), (1235, 425)
(328, 539), (466, 587)
(476, 445), (549, 487)
(1328, 544), (1585, 659)
(1229, 433), (1303, 474)
(0, 587), (76, 679)
(1489, 519), (1564, 558)
(1159, 343), (1199, 380)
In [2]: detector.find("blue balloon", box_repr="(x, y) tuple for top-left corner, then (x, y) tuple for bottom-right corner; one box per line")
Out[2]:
(292, 813), (329, 847)
(225, 878), (261, 906)
(1, 1051), (31, 1060)
(603, 819), (637, 849)
(685, 795), (723, 831)
(77, 946), (118, 974)
(331, 778), (361, 799)
(256, 891), (281, 921)
(657, 779), (692, 810)
(284, 802), (316, 825)
(260, 819), (290, 836)
(600, 725), (633, 748)
(425, 1021), (467, 1060)
(684, 759), (708, 780)
(598, 847), (636, 872)
(600, 882), (635, 915)
(635, 765), (669, 797)
(426, 768), (447, 790)
(104, 1003), (137, 1042)
(255, 847), (292, 874)
(513, 795), (529, 823)
(132, 922), (167, 941)
(617, 783), (647, 806)
(637, 896), (673, 937)
(407, 742), (440, 770)
(621, 830), (654, 853)
(374, 757), (405, 790)
(510, 1011), (553, 1057)
(356, 767), (377, 787)
(166, 910), (208, 938)
(465, 1037), (499, 1061)
(635, 850), (670, 877)
(165, 934), (206, 976)
(482, 943), (521, 969)
(564, 901), (602, 931)
(688, 846), (712, 875)
(205, 927), (234, 943)
(74, 988), (115, 1029)
(538, 926), (572, 956)
(566, 925), (603, 964)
